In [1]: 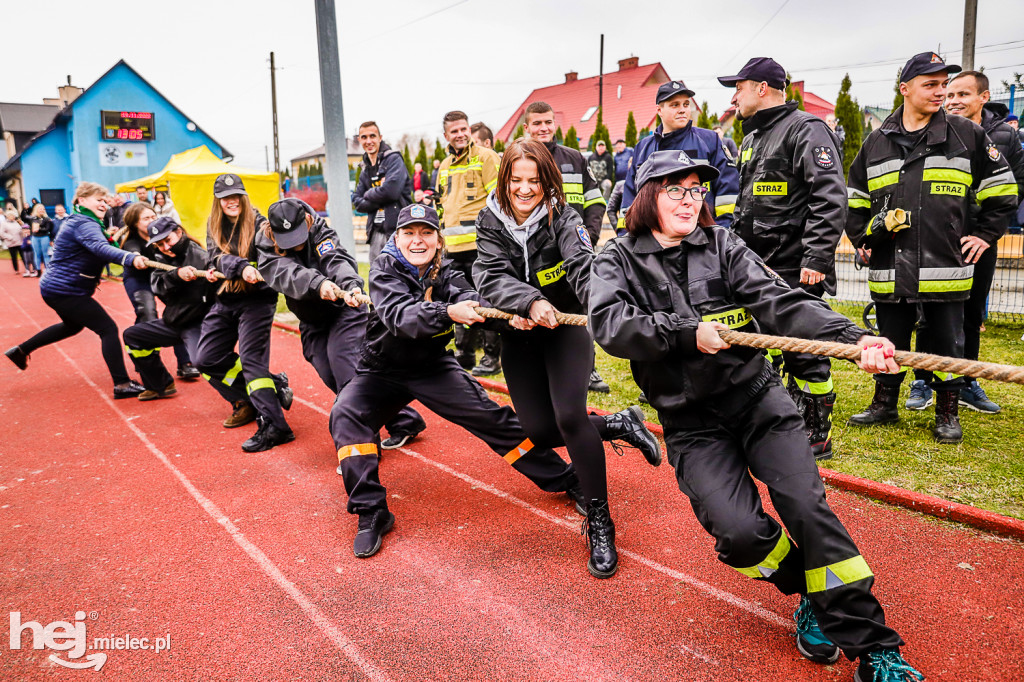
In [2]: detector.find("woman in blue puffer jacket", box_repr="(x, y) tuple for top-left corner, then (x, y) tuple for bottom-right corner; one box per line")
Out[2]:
(4, 182), (150, 399)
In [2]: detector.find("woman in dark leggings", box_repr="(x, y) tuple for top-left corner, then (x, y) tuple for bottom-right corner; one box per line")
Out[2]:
(473, 138), (659, 579)
(5, 182), (147, 398)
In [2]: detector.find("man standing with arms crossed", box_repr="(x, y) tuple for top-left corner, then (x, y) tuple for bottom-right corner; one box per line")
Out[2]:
(718, 58), (846, 459)
(353, 121), (413, 267)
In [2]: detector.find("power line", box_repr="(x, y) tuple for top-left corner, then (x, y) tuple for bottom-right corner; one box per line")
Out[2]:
(353, 0), (471, 44)
(713, 0), (791, 75)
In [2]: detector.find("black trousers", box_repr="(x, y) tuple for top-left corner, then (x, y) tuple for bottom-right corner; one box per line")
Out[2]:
(8, 247), (22, 272)
(662, 380), (903, 660)
(20, 294), (130, 385)
(774, 279), (832, 391)
(329, 356), (575, 514)
(195, 298), (289, 429)
(878, 299), (965, 390)
(449, 251), (501, 359)
(299, 310), (425, 437)
(122, 278), (189, 367)
(501, 325), (609, 501)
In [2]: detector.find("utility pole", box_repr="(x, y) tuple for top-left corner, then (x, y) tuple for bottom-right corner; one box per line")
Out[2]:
(265, 146), (270, 172)
(314, 0), (356, 254)
(598, 34), (604, 115)
(269, 52), (281, 176)
(962, 0), (977, 70)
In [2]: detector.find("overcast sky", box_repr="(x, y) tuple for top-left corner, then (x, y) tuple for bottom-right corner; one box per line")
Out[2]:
(5, 0), (1023, 170)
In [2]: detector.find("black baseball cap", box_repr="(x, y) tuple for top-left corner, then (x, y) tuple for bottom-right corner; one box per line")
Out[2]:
(213, 173), (247, 198)
(635, 150), (720, 191)
(718, 57), (789, 90)
(396, 203), (440, 231)
(267, 198), (312, 249)
(656, 80), (696, 104)
(900, 51), (961, 83)
(146, 216), (181, 245)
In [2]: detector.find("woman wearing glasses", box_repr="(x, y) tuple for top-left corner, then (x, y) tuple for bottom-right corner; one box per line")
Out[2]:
(589, 150), (921, 680)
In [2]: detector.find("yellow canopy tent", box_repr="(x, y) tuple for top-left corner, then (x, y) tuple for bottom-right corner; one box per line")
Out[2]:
(115, 146), (280, 243)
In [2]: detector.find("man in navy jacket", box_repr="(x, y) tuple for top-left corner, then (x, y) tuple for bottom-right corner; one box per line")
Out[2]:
(352, 121), (413, 266)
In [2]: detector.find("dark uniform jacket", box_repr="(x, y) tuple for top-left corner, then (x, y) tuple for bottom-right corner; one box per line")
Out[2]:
(846, 107), (1018, 302)
(352, 142), (412, 240)
(256, 213), (363, 325)
(151, 237), (215, 330)
(206, 209), (277, 302)
(473, 203), (594, 317)
(543, 141), (607, 244)
(361, 237), (482, 371)
(590, 226), (867, 424)
(981, 103), (1024, 207)
(733, 101), (846, 293)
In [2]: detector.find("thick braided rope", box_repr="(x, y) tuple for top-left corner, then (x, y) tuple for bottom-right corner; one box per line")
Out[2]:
(141, 258), (258, 282)
(719, 329), (1024, 386)
(349, 292), (586, 326)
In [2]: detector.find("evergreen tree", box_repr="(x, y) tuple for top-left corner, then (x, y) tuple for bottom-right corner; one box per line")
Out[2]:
(494, 139), (505, 153)
(624, 111), (638, 147)
(638, 126), (651, 139)
(785, 74), (805, 111)
(415, 139), (429, 171)
(514, 123), (525, 140)
(402, 144), (413, 177)
(564, 126), (580, 150)
(697, 101), (714, 129)
(554, 126), (564, 144)
(834, 73), (863, 180)
(893, 68), (904, 110)
(433, 139), (446, 162)
(354, 164), (361, 184)
(591, 108), (612, 150)
(731, 117), (744, 147)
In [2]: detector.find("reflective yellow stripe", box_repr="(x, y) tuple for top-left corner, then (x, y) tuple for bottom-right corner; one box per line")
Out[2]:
(701, 307), (751, 329)
(201, 372), (212, 381)
(432, 324), (455, 338)
(536, 261), (566, 286)
(766, 348), (783, 358)
(583, 196), (606, 208)
(935, 371), (961, 381)
(806, 555), (873, 593)
(715, 203), (736, 216)
(849, 196), (871, 209)
(868, 280), (895, 294)
(976, 183), (1018, 202)
(563, 183), (584, 194)
(740, 148), (752, 163)
(447, 233), (477, 246)
(504, 438), (533, 464)
(125, 345), (161, 358)
(753, 182), (787, 196)
(337, 442), (378, 462)
(796, 377), (835, 395)
(921, 168), (972, 185)
(446, 163), (483, 175)
(223, 358), (243, 386)
(246, 377), (276, 395)
(735, 533), (791, 579)
(484, 178), (497, 193)
(867, 172), (900, 192)
(918, 278), (973, 293)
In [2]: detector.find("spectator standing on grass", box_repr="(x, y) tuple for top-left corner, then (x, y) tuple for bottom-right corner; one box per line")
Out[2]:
(588, 139), (615, 200)
(153, 191), (181, 224)
(352, 121), (412, 267)
(27, 203), (54, 274)
(411, 163), (430, 195)
(1, 208), (24, 274)
(430, 158), (441, 188)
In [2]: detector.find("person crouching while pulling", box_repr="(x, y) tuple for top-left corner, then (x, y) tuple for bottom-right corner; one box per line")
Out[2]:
(329, 203), (587, 559)
(589, 150), (923, 682)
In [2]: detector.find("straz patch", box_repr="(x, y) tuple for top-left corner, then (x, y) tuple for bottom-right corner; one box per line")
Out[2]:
(987, 143), (1001, 161)
(576, 224), (593, 250)
(813, 146), (836, 170)
(931, 182), (966, 197)
(701, 308), (752, 329)
(316, 239), (336, 256)
(536, 261), (566, 286)
(753, 182), (788, 196)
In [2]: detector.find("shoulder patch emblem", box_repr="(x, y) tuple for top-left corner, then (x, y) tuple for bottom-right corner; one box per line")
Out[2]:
(812, 146), (835, 170)
(987, 143), (1001, 161)
(316, 239), (336, 256)
(576, 224), (593, 250)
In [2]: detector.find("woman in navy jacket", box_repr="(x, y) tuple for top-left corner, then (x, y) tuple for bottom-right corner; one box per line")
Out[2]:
(5, 182), (148, 398)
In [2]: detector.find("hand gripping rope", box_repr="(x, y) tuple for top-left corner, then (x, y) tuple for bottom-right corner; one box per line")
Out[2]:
(141, 258), (264, 282)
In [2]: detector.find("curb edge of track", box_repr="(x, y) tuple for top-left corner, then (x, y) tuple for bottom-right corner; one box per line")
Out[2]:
(270, 319), (1024, 542)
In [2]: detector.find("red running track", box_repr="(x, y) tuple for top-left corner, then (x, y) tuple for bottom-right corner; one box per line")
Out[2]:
(0, 272), (1022, 681)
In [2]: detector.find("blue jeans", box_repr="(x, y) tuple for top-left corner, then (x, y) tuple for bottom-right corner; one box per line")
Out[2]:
(30, 235), (51, 270)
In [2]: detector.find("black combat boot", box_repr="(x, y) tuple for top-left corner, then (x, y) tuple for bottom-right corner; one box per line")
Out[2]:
(603, 406), (661, 466)
(847, 383), (900, 426)
(933, 389), (963, 444)
(804, 392), (836, 460)
(786, 376), (807, 420)
(583, 499), (618, 578)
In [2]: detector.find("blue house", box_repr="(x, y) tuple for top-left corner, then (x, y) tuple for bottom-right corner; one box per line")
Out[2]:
(1, 60), (229, 212)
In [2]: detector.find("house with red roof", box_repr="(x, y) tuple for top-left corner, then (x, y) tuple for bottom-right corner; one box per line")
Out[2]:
(496, 57), (671, 147)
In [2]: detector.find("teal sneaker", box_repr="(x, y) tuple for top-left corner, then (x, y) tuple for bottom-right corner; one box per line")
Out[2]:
(794, 595), (840, 664)
(854, 648), (924, 681)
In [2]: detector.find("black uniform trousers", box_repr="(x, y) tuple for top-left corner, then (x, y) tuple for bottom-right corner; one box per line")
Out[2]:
(122, 275), (189, 367)
(195, 298), (289, 429)
(876, 299), (966, 390)
(299, 310), (425, 438)
(123, 320), (243, 404)
(500, 325), (610, 502)
(663, 379), (903, 660)
(449, 251), (501, 361)
(772, 279), (833, 392)
(330, 355), (575, 514)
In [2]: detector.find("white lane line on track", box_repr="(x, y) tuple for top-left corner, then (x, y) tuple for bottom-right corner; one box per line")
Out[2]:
(4, 290), (392, 682)
(292, 396), (790, 630)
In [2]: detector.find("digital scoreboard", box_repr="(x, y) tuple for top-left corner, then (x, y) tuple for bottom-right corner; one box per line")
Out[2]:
(101, 111), (156, 141)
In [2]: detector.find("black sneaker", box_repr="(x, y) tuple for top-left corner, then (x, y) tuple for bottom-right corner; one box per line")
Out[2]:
(177, 363), (201, 381)
(381, 431), (421, 450)
(588, 369), (610, 393)
(603, 406), (662, 466)
(113, 380), (146, 399)
(353, 509), (395, 558)
(470, 355), (501, 377)
(5, 346), (28, 370)
(854, 648), (924, 682)
(241, 418), (296, 452)
(565, 480), (586, 516)
(273, 372), (294, 410)
(794, 595), (840, 664)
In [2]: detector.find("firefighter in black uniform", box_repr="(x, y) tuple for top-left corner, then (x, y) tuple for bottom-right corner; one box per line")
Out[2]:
(123, 217), (240, 404)
(257, 198), (426, 448)
(523, 100), (611, 394)
(590, 150), (922, 682)
(194, 174), (294, 453)
(474, 138), (661, 580)
(329, 204), (586, 558)
(846, 52), (1018, 444)
(718, 57), (848, 460)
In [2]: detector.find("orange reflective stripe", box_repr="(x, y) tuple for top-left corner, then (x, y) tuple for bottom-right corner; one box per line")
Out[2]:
(504, 438), (533, 464)
(337, 442), (379, 462)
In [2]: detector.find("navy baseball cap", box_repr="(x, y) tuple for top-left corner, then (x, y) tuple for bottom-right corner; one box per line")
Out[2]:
(635, 150), (720, 190)
(900, 52), (961, 82)
(396, 203), (440, 231)
(146, 216), (181, 245)
(718, 57), (789, 90)
(1007, 114), (1020, 123)
(656, 80), (696, 104)
(267, 198), (312, 249)
(213, 173), (247, 198)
